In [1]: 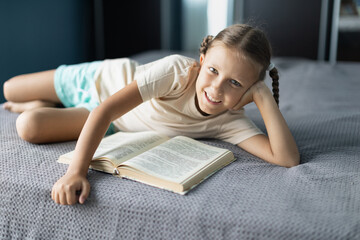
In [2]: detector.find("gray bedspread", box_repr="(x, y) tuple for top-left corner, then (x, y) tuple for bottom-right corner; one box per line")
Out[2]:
(1, 53), (360, 239)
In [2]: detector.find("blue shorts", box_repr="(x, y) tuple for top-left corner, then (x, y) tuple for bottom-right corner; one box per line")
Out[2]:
(54, 61), (116, 135)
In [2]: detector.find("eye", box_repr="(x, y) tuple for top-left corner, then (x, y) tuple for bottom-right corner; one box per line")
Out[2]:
(209, 67), (218, 74)
(230, 79), (242, 87)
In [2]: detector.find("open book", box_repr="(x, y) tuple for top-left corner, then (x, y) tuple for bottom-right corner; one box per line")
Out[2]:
(58, 131), (235, 194)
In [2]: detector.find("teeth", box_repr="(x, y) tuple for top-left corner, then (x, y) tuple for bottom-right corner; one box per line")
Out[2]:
(206, 92), (221, 103)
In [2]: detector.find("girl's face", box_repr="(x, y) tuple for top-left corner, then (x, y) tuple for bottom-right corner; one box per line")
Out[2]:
(196, 43), (260, 115)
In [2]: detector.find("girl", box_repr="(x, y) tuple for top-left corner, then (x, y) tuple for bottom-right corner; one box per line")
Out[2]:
(3, 24), (299, 205)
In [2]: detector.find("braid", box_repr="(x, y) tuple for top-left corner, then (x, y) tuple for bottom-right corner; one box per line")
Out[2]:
(199, 35), (214, 55)
(269, 67), (279, 106)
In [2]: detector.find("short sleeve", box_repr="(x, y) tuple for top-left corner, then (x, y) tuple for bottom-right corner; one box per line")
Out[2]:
(94, 58), (138, 103)
(135, 55), (199, 101)
(216, 110), (264, 145)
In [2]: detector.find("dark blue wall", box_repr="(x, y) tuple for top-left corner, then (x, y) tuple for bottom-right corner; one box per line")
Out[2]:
(0, 0), (94, 103)
(242, 0), (322, 59)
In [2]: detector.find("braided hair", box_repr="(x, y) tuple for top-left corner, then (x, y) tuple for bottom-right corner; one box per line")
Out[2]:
(199, 24), (280, 106)
(199, 35), (214, 55)
(269, 67), (279, 106)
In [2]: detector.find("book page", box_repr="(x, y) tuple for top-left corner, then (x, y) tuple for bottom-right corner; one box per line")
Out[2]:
(123, 136), (228, 183)
(93, 131), (169, 166)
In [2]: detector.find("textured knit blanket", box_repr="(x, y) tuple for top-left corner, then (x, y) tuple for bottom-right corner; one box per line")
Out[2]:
(1, 54), (360, 239)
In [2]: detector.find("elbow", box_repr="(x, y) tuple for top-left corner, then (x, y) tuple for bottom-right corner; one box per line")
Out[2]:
(87, 105), (113, 131)
(91, 104), (112, 122)
(278, 151), (300, 168)
(282, 161), (299, 168)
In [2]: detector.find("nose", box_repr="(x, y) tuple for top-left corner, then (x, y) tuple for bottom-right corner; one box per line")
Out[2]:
(210, 77), (224, 96)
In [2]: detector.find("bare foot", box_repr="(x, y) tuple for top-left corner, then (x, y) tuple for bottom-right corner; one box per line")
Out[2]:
(3, 100), (56, 113)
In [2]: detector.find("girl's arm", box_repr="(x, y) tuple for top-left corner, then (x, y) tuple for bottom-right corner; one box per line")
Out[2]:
(235, 81), (300, 168)
(51, 80), (143, 205)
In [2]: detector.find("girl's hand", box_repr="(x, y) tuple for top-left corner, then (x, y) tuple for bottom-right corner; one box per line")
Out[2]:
(51, 172), (90, 205)
(231, 81), (269, 111)
(235, 81), (300, 167)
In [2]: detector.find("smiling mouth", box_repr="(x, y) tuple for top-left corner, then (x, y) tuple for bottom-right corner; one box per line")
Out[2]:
(205, 91), (222, 104)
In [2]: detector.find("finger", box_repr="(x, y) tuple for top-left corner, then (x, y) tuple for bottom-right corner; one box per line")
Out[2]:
(232, 85), (256, 110)
(59, 191), (68, 205)
(51, 185), (58, 201)
(51, 187), (54, 201)
(54, 192), (60, 204)
(66, 189), (77, 205)
(232, 96), (249, 111)
(79, 181), (90, 204)
(51, 185), (59, 203)
(232, 100), (246, 111)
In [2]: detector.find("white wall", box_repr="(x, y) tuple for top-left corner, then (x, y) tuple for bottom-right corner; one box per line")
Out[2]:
(181, 0), (234, 52)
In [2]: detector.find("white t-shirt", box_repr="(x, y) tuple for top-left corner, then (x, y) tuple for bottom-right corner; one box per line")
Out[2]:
(94, 54), (262, 145)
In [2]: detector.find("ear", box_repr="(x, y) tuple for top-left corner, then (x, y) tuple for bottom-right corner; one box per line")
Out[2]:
(199, 54), (205, 65)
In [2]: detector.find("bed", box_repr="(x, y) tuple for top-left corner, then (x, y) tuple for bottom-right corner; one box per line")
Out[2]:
(1, 51), (360, 239)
